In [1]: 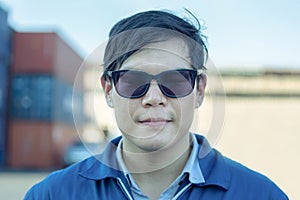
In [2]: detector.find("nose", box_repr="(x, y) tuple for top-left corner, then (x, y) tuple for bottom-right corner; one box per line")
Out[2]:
(141, 81), (167, 107)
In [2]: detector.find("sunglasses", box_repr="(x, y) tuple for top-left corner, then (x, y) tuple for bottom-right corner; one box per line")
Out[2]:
(107, 69), (204, 99)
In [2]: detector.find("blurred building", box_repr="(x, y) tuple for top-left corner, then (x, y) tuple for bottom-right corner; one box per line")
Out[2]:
(220, 69), (300, 98)
(82, 64), (117, 143)
(0, 6), (12, 167)
(6, 31), (85, 169)
(200, 69), (300, 199)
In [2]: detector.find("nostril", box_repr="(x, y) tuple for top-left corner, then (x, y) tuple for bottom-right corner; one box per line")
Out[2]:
(142, 84), (167, 107)
(145, 101), (165, 107)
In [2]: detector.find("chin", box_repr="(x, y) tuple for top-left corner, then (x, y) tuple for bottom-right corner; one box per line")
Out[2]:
(136, 135), (178, 152)
(123, 126), (185, 152)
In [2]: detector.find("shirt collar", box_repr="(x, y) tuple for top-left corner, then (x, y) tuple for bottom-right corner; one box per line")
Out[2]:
(182, 134), (205, 184)
(116, 134), (205, 185)
(116, 138), (129, 175)
(116, 139), (144, 190)
(78, 135), (230, 190)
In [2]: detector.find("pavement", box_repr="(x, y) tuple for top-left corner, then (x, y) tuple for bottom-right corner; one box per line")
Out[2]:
(0, 171), (49, 200)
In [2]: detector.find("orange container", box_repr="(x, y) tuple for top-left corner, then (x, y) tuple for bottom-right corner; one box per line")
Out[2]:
(11, 32), (84, 88)
(11, 32), (55, 74)
(7, 121), (79, 169)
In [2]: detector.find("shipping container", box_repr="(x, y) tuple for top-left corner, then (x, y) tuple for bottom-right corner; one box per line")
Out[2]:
(7, 121), (78, 169)
(0, 63), (9, 114)
(0, 6), (9, 41)
(11, 32), (84, 88)
(0, 6), (12, 167)
(0, 8), (12, 66)
(51, 123), (81, 161)
(0, 6), (12, 114)
(53, 79), (84, 125)
(0, 115), (6, 166)
(10, 75), (52, 120)
(0, 6), (8, 22)
(10, 75), (84, 124)
(54, 33), (84, 89)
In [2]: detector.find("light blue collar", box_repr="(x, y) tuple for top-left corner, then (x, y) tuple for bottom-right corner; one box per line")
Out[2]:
(116, 133), (205, 186)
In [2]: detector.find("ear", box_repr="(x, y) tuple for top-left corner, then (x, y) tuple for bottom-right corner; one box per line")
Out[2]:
(195, 74), (207, 108)
(100, 75), (114, 108)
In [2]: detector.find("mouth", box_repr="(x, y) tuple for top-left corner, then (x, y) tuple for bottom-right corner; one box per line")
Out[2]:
(138, 118), (173, 127)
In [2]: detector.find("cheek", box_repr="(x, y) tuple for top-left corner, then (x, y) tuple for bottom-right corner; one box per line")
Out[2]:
(112, 94), (138, 130)
(176, 96), (197, 127)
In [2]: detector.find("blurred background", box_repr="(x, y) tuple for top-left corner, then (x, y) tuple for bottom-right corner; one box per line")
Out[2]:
(0, 0), (299, 199)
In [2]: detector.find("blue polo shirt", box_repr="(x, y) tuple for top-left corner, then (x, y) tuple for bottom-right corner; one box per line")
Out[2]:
(24, 134), (289, 200)
(116, 134), (205, 199)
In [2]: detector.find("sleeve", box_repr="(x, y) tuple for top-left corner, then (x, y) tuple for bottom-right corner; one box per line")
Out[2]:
(268, 181), (289, 200)
(24, 183), (51, 200)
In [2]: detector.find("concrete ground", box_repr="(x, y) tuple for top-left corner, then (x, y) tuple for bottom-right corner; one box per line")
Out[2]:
(0, 171), (49, 200)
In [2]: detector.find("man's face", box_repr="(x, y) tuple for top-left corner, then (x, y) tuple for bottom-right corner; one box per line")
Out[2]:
(104, 38), (205, 153)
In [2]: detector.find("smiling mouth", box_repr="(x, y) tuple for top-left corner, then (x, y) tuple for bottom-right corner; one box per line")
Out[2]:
(138, 118), (173, 127)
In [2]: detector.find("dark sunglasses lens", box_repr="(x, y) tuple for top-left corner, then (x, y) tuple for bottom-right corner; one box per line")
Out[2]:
(113, 71), (149, 98)
(159, 70), (195, 97)
(112, 70), (196, 98)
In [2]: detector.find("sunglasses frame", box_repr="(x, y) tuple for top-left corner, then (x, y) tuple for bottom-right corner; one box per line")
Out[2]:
(106, 68), (205, 99)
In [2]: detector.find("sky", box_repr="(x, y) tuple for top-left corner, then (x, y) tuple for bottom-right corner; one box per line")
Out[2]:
(1, 0), (300, 69)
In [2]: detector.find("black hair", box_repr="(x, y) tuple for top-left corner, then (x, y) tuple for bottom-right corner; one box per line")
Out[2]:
(103, 10), (208, 79)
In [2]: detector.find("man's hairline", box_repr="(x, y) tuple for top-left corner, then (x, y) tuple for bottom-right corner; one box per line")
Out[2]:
(113, 37), (201, 72)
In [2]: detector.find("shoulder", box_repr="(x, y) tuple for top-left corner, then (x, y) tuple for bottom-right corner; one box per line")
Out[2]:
(222, 154), (269, 182)
(193, 134), (288, 199)
(24, 156), (99, 199)
(217, 150), (288, 199)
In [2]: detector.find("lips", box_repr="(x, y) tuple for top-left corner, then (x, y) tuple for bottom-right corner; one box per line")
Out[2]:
(138, 118), (173, 127)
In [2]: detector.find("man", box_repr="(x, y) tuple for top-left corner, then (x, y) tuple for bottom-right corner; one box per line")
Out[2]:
(25, 10), (288, 199)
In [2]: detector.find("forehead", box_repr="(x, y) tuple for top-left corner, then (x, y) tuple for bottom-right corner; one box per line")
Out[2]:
(120, 38), (192, 71)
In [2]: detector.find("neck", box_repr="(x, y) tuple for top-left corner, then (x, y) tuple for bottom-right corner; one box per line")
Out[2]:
(121, 134), (192, 200)
(122, 133), (192, 174)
